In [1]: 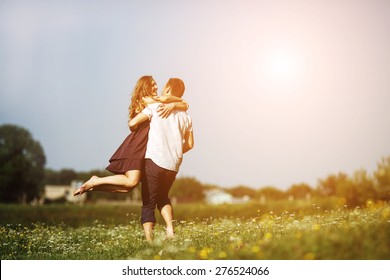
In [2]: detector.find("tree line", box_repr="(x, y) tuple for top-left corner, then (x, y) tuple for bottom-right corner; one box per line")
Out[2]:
(170, 159), (390, 208)
(1, 124), (389, 206)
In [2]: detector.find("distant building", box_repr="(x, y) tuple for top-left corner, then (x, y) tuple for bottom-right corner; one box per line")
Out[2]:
(205, 189), (250, 205)
(41, 180), (86, 204)
(205, 189), (233, 204)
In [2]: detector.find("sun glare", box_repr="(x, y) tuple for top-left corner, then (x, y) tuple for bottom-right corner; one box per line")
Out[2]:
(253, 44), (306, 95)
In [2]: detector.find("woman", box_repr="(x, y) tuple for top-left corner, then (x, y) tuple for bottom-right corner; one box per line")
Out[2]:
(74, 76), (188, 196)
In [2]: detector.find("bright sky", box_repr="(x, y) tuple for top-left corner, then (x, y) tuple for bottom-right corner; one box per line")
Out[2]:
(1, 0), (390, 190)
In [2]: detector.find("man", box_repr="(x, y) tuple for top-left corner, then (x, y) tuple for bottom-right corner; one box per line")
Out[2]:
(130, 78), (194, 241)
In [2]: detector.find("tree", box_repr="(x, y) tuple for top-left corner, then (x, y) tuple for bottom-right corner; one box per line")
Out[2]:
(44, 168), (78, 185)
(374, 156), (390, 201)
(170, 176), (205, 202)
(0, 124), (46, 203)
(226, 185), (257, 198)
(257, 186), (286, 200)
(332, 169), (376, 207)
(349, 169), (376, 206)
(287, 183), (313, 200)
(317, 172), (349, 197)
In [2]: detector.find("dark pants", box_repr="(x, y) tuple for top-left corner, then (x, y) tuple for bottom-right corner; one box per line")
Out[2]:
(141, 159), (177, 224)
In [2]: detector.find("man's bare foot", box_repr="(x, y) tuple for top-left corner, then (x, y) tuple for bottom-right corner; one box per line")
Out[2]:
(166, 227), (175, 240)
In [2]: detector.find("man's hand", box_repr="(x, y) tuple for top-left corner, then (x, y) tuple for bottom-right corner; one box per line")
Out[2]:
(157, 103), (175, 118)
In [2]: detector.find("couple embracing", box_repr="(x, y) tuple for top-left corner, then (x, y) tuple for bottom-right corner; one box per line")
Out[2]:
(74, 76), (194, 242)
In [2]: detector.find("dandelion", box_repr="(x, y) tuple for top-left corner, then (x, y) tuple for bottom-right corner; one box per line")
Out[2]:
(188, 246), (196, 253)
(382, 207), (390, 220)
(366, 200), (374, 209)
(312, 224), (321, 231)
(304, 252), (316, 260)
(199, 250), (208, 259)
(199, 248), (212, 260)
(218, 251), (227, 259)
(263, 232), (272, 240)
(251, 246), (260, 253)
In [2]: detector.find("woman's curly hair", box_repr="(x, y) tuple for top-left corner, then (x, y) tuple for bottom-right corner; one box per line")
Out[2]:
(128, 76), (155, 119)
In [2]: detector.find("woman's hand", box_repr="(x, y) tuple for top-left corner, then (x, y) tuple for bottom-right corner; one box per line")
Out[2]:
(157, 103), (175, 118)
(128, 112), (149, 131)
(128, 119), (137, 131)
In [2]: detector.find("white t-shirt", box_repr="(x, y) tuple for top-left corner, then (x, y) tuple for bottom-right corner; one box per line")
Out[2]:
(142, 103), (193, 172)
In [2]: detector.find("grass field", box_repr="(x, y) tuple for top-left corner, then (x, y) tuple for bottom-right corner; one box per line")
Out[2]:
(1, 200), (389, 260)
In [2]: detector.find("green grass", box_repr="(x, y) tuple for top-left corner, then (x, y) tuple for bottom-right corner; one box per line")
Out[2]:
(1, 201), (389, 260)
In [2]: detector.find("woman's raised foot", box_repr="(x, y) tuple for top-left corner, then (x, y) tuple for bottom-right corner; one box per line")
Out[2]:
(73, 176), (98, 196)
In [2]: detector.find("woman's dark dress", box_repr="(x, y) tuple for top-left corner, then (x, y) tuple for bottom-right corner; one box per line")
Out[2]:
(106, 121), (150, 174)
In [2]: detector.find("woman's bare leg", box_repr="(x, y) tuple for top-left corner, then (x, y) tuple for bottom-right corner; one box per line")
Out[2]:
(73, 170), (141, 196)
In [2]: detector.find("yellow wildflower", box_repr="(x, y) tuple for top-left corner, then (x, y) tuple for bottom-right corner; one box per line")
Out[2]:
(218, 251), (227, 259)
(304, 252), (316, 260)
(312, 224), (321, 231)
(251, 246), (260, 253)
(263, 232), (273, 240)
